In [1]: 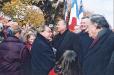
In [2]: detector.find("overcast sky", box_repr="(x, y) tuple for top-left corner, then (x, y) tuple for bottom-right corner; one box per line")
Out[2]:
(82, 0), (113, 28)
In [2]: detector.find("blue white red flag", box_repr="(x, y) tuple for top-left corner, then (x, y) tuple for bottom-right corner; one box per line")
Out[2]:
(65, 0), (84, 31)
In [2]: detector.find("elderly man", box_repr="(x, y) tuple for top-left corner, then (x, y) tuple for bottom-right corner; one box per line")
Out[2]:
(31, 25), (55, 75)
(83, 14), (114, 75)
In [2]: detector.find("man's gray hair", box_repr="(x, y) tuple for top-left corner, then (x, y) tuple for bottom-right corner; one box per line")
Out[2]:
(36, 25), (48, 33)
(89, 14), (109, 28)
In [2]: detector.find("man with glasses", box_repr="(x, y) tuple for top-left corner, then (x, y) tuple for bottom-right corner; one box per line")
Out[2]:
(31, 25), (55, 75)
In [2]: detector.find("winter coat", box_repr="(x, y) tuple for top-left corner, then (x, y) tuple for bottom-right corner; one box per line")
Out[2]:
(31, 33), (55, 75)
(0, 36), (29, 75)
(83, 29), (114, 75)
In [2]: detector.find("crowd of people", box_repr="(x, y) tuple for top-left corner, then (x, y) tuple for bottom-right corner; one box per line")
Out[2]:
(0, 13), (114, 75)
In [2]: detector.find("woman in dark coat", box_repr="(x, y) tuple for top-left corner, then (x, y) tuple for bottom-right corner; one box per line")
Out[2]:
(0, 23), (29, 75)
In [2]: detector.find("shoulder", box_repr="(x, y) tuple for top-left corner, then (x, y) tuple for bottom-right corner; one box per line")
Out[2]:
(109, 31), (114, 37)
(32, 37), (50, 50)
(108, 32), (114, 42)
(106, 31), (114, 41)
(67, 31), (80, 40)
(103, 31), (114, 47)
(34, 36), (46, 46)
(67, 30), (79, 36)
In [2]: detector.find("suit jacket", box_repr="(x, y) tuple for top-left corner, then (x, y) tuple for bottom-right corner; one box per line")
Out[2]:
(78, 31), (93, 63)
(83, 29), (114, 75)
(31, 33), (55, 75)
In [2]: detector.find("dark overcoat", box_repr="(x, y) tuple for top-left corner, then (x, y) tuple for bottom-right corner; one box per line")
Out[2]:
(83, 29), (114, 75)
(52, 30), (82, 75)
(31, 33), (55, 75)
(78, 31), (93, 63)
(103, 50), (114, 75)
(0, 36), (29, 75)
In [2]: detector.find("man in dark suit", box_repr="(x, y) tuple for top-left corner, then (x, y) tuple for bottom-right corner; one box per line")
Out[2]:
(78, 16), (93, 63)
(31, 25), (55, 75)
(52, 18), (82, 75)
(83, 14), (114, 75)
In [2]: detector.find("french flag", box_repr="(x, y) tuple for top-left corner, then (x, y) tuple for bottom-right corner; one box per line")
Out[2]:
(65, 0), (83, 32)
